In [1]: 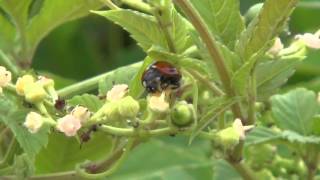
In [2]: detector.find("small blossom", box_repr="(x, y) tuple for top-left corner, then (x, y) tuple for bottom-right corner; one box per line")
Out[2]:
(0, 66), (12, 92)
(148, 93), (169, 113)
(232, 118), (254, 140)
(36, 76), (54, 88)
(106, 84), (128, 101)
(24, 112), (43, 133)
(71, 106), (91, 124)
(268, 37), (284, 55)
(295, 31), (320, 49)
(57, 115), (81, 137)
(24, 83), (47, 103)
(16, 75), (35, 96)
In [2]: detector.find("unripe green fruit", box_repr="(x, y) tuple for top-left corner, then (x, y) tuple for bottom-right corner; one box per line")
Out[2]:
(118, 96), (140, 119)
(24, 83), (47, 103)
(170, 101), (194, 127)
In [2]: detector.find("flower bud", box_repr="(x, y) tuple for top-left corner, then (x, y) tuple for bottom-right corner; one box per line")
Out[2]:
(0, 66), (11, 87)
(106, 84), (128, 102)
(148, 93), (169, 113)
(215, 127), (240, 149)
(16, 75), (35, 96)
(24, 83), (47, 103)
(268, 37), (284, 56)
(24, 112), (44, 133)
(103, 101), (121, 121)
(57, 115), (81, 137)
(71, 106), (91, 124)
(37, 76), (54, 88)
(118, 96), (140, 119)
(170, 101), (195, 127)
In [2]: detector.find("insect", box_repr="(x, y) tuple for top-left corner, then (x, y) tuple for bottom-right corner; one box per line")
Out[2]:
(142, 61), (181, 93)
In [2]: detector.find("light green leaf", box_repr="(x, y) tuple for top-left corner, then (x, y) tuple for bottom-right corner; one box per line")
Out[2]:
(0, 8), (16, 50)
(129, 58), (152, 98)
(281, 130), (320, 144)
(92, 8), (192, 53)
(98, 62), (142, 96)
(213, 159), (241, 180)
(190, 0), (245, 49)
(0, 95), (49, 158)
(236, 0), (299, 61)
(27, 0), (103, 52)
(271, 88), (319, 135)
(108, 137), (213, 180)
(245, 127), (281, 145)
(35, 132), (113, 174)
(13, 154), (34, 179)
(67, 94), (103, 112)
(256, 58), (301, 100)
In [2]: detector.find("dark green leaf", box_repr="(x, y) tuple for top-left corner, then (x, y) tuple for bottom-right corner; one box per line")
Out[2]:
(67, 94), (103, 112)
(34, 132), (113, 174)
(236, 0), (299, 61)
(271, 88), (319, 135)
(213, 159), (241, 180)
(108, 137), (213, 180)
(245, 127), (281, 145)
(190, 0), (245, 49)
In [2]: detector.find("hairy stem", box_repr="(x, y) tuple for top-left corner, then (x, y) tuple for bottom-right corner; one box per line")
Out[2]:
(173, 0), (243, 120)
(227, 160), (256, 180)
(57, 62), (142, 98)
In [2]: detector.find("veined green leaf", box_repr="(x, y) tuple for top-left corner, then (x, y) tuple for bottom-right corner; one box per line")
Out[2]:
(0, 7), (16, 50)
(0, 94), (49, 158)
(67, 94), (103, 112)
(190, 0), (245, 49)
(92, 8), (192, 53)
(236, 0), (299, 61)
(271, 88), (319, 135)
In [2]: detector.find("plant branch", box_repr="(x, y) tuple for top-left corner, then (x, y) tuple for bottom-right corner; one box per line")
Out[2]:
(247, 75), (256, 125)
(0, 138), (18, 169)
(173, 0), (243, 120)
(57, 62), (142, 98)
(227, 160), (256, 180)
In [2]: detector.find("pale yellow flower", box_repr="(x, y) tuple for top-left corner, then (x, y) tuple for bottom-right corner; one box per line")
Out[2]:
(106, 84), (128, 101)
(148, 93), (169, 113)
(57, 115), (81, 137)
(16, 75), (35, 96)
(71, 106), (91, 124)
(295, 31), (320, 49)
(232, 118), (254, 140)
(24, 112), (43, 133)
(268, 37), (284, 55)
(0, 66), (11, 87)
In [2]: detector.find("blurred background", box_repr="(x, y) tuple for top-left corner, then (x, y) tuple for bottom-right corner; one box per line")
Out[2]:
(32, 0), (320, 91)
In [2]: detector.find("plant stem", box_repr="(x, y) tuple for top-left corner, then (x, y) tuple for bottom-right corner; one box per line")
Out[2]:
(57, 62), (142, 98)
(187, 69), (224, 96)
(0, 50), (20, 77)
(227, 160), (256, 180)
(0, 138), (18, 169)
(101, 0), (120, 9)
(121, 0), (152, 13)
(173, 0), (243, 120)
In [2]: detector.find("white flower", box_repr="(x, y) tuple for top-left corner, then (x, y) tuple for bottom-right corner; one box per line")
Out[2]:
(0, 66), (11, 87)
(295, 31), (320, 49)
(24, 112), (43, 133)
(57, 115), (81, 137)
(106, 84), (129, 101)
(268, 37), (284, 55)
(71, 106), (91, 124)
(232, 118), (254, 140)
(148, 93), (169, 113)
(36, 76), (54, 88)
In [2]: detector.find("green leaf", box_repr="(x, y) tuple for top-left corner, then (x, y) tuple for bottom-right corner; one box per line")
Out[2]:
(0, 95), (49, 158)
(213, 159), (241, 180)
(245, 127), (281, 145)
(236, 0), (299, 61)
(98, 62), (142, 96)
(26, 0), (103, 52)
(256, 58), (301, 100)
(13, 154), (34, 179)
(67, 94), (103, 112)
(92, 8), (192, 53)
(108, 137), (213, 180)
(34, 132), (113, 174)
(281, 130), (320, 144)
(0, 8), (16, 50)
(129, 58), (152, 98)
(190, 0), (245, 49)
(271, 88), (319, 135)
